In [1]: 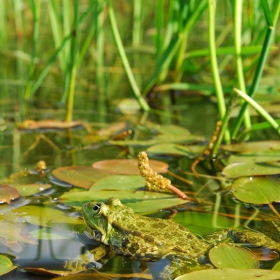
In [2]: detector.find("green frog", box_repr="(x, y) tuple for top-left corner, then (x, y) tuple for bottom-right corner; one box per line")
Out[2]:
(80, 197), (280, 279)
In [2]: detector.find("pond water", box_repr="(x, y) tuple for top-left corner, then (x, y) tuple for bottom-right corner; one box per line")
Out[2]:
(0, 87), (280, 279)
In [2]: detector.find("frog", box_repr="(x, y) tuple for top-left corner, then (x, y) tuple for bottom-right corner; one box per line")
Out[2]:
(80, 197), (280, 279)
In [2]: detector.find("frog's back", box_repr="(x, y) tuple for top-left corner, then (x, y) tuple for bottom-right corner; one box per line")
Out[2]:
(110, 214), (210, 260)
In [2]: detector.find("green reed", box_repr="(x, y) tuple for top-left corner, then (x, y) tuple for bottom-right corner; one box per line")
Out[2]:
(3, 0), (279, 144)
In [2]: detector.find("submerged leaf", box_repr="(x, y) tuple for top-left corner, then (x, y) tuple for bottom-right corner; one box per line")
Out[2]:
(232, 177), (280, 204)
(52, 166), (109, 189)
(0, 185), (20, 204)
(92, 159), (168, 174)
(30, 228), (69, 240)
(0, 220), (37, 252)
(209, 244), (259, 269)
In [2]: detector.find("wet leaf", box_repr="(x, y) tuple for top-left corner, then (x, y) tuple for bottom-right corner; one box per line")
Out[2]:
(232, 177), (280, 204)
(52, 166), (109, 189)
(14, 183), (52, 196)
(223, 162), (280, 178)
(222, 141), (280, 152)
(17, 120), (85, 130)
(146, 143), (204, 157)
(209, 244), (259, 269)
(11, 205), (84, 230)
(0, 185), (20, 204)
(0, 255), (17, 277)
(0, 220), (37, 252)
(60, 175), (184, 212)
(175, 268), (280, 280)
(92, 159), (168, 174)
(30, 228), (69, 240)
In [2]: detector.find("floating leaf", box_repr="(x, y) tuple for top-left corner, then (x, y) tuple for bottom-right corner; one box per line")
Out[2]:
(175, 268), (280, 280)
(92, 159), (168, 174)
(232, 177), (280, 204)
(223, 162), (280, 178)
(222, 141), (280, 152)
(30, 228), (69, 240)
(209, 244), (259, 269)
(60, 175), (184, 212)
(17, 120), (85, 130)
(14, 183), (52, 196)
(0, 255), (17, 277)
(228, 150), (280, 164)
(52, 166), (109, 189)
(0, 185), (20, 204)
(172, 212), (235, 236)
(22, 267), (83, 277)
(147, 143), (204, 157)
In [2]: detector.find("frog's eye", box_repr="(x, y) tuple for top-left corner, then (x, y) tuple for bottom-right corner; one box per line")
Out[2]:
(92, 203), (101, 214)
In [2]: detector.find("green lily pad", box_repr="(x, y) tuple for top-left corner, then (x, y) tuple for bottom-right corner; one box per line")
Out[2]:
(228, 150), (280, 164)
(222, 141), (280, 152)
(146, 143), (204, 157)
(232, 177), (280, 204)
(172, 212), (235, 236)
(222, 162), (280, 178)
(60, 175), (184, 212)
(0, 255), (17, 277)
(14, 183), (52, 196)
(175, 268), (280, 280)
(52, 166), (109, 189)
(209, 244), (259, 269)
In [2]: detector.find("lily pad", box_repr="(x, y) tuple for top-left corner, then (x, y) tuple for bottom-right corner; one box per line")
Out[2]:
(0, 255), (17, 277)
(146, 143), (204, 157)
(60, 175), (184, 212)
(222, 141), (280, 152)
(222, 162), (280, 178)
(209, 244), (259, 269)
(14, 183), (52, 196)
(228, 150), (280, 164)
(232, 177), (280, 204)
(0, 185), (20, 204)
(172, 212), (235, 236)
(175, 268), (280, 280)
(92, 159), (168, 174)
(52, 166), (109, 189)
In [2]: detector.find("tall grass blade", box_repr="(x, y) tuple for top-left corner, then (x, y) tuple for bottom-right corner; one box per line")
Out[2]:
(107, 0), (150, 111)
(65, 0), (80, 122)
(208, 0), (230, 142)
(231, 0), (280, 138)
(24, 0), (41, 100)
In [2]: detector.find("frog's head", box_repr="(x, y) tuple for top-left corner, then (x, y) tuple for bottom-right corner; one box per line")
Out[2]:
(82, 197), (124, 244)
